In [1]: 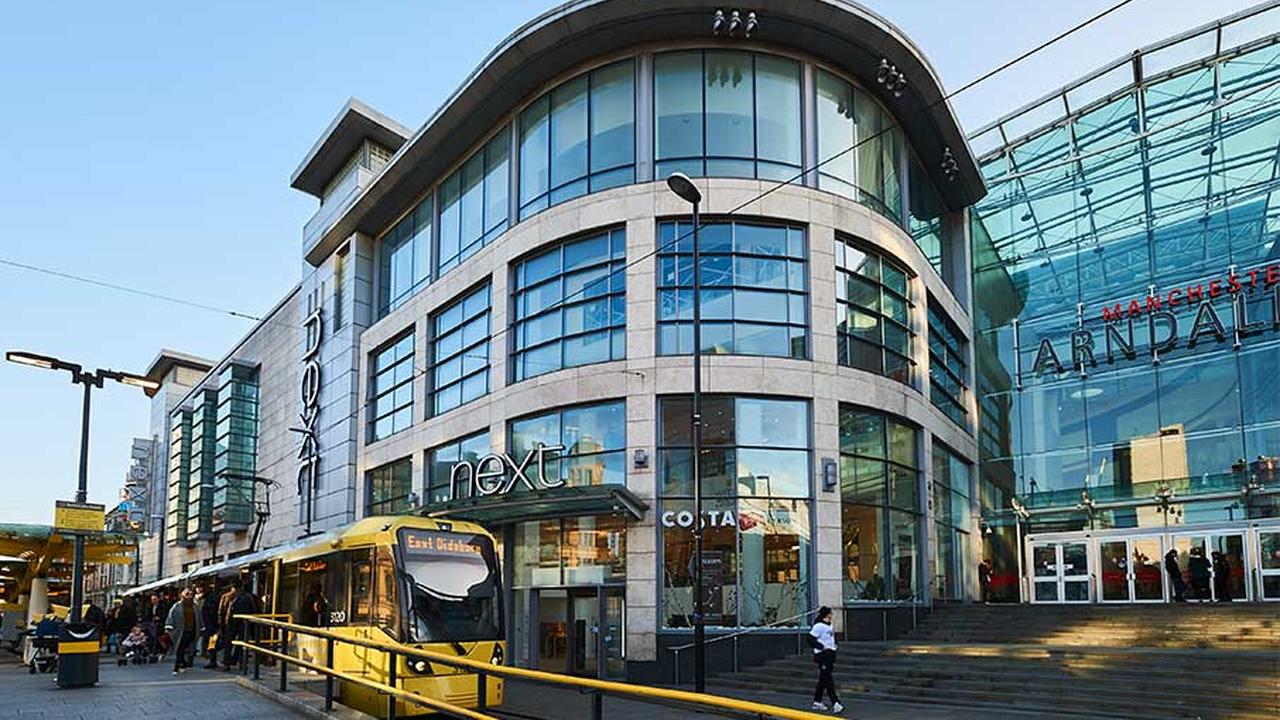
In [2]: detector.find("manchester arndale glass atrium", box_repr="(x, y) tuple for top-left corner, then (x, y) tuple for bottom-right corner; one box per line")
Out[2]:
(970, 4), (1280, 602)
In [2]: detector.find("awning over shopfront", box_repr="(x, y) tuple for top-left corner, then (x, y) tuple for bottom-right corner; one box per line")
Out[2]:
(423, 485), (648, 525)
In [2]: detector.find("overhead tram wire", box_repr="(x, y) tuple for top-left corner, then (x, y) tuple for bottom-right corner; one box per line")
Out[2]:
(2, 0), (1143, 401)
(0, 257), (264, 321)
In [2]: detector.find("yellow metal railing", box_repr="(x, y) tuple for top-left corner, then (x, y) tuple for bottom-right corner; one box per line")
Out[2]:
(233, 614), (834, 720)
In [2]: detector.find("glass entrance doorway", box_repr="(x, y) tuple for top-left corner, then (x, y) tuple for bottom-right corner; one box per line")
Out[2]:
(532, 586), (624, 678)
(1171, 533), (1249, 601)
(1031, 542), (1090, 603)
(1099, 537), (1164, 602)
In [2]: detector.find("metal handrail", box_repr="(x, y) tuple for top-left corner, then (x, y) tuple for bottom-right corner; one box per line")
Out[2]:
(666, 607), (819, 652)
(233, 614), (831, 720)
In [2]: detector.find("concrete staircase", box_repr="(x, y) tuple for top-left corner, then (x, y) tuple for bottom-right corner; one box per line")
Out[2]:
(711, 603), (1280, 719)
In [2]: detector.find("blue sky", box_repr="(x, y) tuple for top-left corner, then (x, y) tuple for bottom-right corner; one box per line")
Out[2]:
(0, 0), (1259, 524)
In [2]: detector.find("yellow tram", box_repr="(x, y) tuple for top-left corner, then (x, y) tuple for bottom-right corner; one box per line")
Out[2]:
(129, 515), (504, 717)
(272, 515), (504, 716)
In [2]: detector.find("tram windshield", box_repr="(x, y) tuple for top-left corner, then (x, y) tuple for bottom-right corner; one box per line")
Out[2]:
(397, 528), (502, 646)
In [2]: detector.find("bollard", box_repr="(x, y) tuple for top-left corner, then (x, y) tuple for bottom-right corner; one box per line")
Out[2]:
(477, 671), (487, 709)
(325, 636), (335, 711)
(387, 649), (398, 720)
(591, 689), (603, 720)
(279, 626), (289, 693)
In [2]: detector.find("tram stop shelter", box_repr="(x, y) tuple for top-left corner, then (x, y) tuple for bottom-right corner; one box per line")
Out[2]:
(0, 523), (136, 643)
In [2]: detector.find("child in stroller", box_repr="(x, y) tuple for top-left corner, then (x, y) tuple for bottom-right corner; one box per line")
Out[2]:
(118, 624), (152, 666)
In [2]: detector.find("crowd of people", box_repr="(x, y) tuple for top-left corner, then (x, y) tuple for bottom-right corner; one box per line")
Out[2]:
(92, 579), (260, 675)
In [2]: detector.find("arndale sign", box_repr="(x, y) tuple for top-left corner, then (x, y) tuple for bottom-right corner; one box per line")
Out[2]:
(1020, 262), (1280, 383)
(447, 442), (566, 500)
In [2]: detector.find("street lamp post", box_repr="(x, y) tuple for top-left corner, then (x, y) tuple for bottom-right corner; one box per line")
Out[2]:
(665, 173), (706, 693)
(5, 351), (157, 624)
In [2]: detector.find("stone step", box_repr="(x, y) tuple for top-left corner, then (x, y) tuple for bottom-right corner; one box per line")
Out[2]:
(708, 679), (1275, 720)
(727, 663), (1280, 698)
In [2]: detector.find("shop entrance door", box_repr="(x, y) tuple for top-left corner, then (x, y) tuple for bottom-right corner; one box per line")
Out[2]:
(534, 586), (625, 678)
(1100, 537), (1165, 602)
(1030, 542), (1091, 603)
(1260, 530), (1280, 601)
(1172, 532), (1250, 601)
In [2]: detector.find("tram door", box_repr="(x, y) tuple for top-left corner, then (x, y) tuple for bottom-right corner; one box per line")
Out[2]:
(1030, 542), (1090, 603)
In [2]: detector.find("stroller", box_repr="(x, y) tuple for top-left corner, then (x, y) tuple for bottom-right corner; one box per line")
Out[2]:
(118, 625), (156, 666)
(26, 617), (61, 674)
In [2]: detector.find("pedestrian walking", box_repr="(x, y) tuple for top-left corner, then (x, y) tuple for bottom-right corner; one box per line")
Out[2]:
(222, 580), (258, 669)
(808, 606), (843, 714)
(200, 584), (221, 668)
(1188, 547), (1212, 601)
(215, 583), (237, 669)
(164, 588), (202, 675)
(1211, 551), (1233, 602)
(978, 559), (993, 604)
(1164, 549), (1187, 602)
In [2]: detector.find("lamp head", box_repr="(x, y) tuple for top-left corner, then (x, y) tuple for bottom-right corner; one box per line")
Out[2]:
(6, 350), (79, 374)
(666, 172), (702, 205)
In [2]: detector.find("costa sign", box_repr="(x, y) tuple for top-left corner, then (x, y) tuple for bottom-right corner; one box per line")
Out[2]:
(448, 442), (566, 499)
(1022, 263), (1280, 382)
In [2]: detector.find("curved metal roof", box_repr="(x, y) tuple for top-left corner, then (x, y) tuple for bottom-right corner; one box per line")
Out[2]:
(305, 0), (984, 265)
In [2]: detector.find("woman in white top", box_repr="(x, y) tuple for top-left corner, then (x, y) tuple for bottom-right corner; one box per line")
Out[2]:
(808, 606), (843, 713)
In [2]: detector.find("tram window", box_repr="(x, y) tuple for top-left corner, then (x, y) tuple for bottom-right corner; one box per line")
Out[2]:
(298, 557), (331, 626)
(373, 547), (399, 639)
(349, 550), (373, 625)
(278, 563), (299, 622)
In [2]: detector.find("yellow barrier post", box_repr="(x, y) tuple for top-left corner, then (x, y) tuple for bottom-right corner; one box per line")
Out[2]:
(324, 636), (335, 711)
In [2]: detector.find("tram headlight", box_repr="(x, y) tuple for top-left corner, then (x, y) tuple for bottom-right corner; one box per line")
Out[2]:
(490, 645), (504, 666)
(409, 658), (432, 675)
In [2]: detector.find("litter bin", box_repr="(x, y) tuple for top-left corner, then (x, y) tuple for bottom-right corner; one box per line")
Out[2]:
(56, 622), (99, 688)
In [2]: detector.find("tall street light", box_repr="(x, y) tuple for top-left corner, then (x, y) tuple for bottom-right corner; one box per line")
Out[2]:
(665, 172), (706, 693)
(5, 350), (158, 624)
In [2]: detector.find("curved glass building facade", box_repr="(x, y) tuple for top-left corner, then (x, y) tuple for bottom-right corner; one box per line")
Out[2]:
(970, 4), (1280, 602)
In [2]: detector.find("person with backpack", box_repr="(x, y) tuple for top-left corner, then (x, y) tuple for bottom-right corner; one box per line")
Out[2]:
(807, 606), (843, 714)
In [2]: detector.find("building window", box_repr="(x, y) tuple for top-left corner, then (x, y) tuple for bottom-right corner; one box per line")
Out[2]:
(213, 364), (259, 531)
(931, 441), (972, 602)
(520, 60), (635, 220)
(186, 390), (217, 540)
(508, 401), (626, 490)
(333, 246), (347, 331)
(166, 408), (193, 545)
(430, 284), (490, 416)
(370, 331), (415, 441)
(378, 197), (433, 317)
(908, 158), (946, 278)
(840, 406), (920, 602)
(654, 51), (802, 181)
(511, 227), (626, 382)
(439, 128), (511, 275)
(657, 220), (808, 358)
(814, 69), (904, 224)
(367, 457), (413, 516)
(426, 431), (490, 505)
(511, 516), (627, 587)
(659, 396), (811, 628)
(835, 236), (914, 384)
(928, 299), (969, 428)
